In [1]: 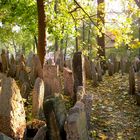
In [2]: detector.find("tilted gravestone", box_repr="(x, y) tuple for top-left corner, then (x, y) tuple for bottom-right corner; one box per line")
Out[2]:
(91, 61), (98, 86)
(0, 76), (26, 139)
(84, 56), (92, 80)
(43, 95), (67, 140)
(63, 67), (74, 99)
(129, 65), (135, 94)
(32, 77), (45, 119)
(8, 54), (16, 77)
(64, 101), (89, 140)
(43, 64), (62, 98)
(1, 49), (8, 73)
(72, 52), (86, 101)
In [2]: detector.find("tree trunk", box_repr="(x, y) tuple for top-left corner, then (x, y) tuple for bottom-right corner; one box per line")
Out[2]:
(97, 0), (105, 59)
(37, 0), (46, 67)
(75, 23), (78, 52)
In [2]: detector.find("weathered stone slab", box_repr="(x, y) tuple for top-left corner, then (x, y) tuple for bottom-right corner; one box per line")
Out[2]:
(0, 77), (26, 139)
(129, 66), (135, 94)
(91, 62), (98, 86)
(72, 52), (86, 100)
(63, 67), (74, 98)
(32, 78), (44, 119)
(82, 94), (93, 128)
(108, 60), (114, 76)
(85, 56), (92, 80)
(43, 64), (62, 97)
(1, 49), (8, 73)
(64, 101), (88, 140)
(43, 95), (67, 140)
(65, 59), (72, 70)
(55, 50), (64, 71)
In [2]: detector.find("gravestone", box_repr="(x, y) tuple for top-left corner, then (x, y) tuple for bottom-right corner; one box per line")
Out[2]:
(43, 64), (62, 98)
(84, 56), (92, 80)
(133, 57), (140, 72)
(8, 54), (16, 77)
(63, 67), (74, 99)
(129, 66), (135, 94)
(65, 59), (72, 70)
(0, 76), (26, 139)
(96, 61), (102, 81)
(27, 54), (43, 86)
(72, 52), (86, 101)
(43, 95), (67, 140)
(55, 50), (64, 71)
(82, 94), (93, 128)
(1, 49), (8, 73)
(91, 62), (98, 86)
(64, 101), (88, 140)
(32, 78), (45, 119)
(108, 60), (114, 76)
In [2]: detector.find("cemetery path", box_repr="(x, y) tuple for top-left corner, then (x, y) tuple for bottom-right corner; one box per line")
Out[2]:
(87, 74), (140, 140)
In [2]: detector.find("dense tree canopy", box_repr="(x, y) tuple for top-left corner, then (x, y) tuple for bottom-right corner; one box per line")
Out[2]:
(0, 0), (140, 62)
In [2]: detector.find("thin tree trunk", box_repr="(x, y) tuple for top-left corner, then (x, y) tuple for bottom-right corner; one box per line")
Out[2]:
(75, 23), (78, 52)
(64, 35), (68, 61)
(88, 23), (91, 57)
(37, 0), (46, 67)
(97, 0), (105, 58)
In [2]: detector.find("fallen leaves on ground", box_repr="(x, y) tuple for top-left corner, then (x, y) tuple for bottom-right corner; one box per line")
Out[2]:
(87, 73), (140, 140)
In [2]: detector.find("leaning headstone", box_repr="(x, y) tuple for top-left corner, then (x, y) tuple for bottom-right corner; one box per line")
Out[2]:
(72, 52), (86, 101)
(32, 77), (44, 119)
(129, 66), (135, 94)
(1, 49), (8, 73)
(84, 56), (92, 80)
(64, 101), (89, 140)
(43, 64), (62, 98)
(91, 62), (98, 86)
(0, 132), (13, 140)
(43, 95), (67, 140)
(63, 67), (74, 99)
(96, 61), (102, 81)
(0, 76), (26, 139)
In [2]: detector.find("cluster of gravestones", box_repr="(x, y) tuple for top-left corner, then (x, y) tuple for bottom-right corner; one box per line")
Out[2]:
(1, 48), (140, 140)
(0, 50), (93, 140)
